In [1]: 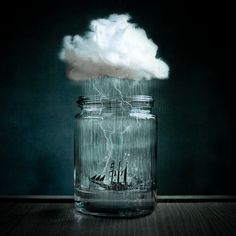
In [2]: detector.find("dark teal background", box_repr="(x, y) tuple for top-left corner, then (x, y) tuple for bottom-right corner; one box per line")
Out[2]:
(0, 1), (235, 195)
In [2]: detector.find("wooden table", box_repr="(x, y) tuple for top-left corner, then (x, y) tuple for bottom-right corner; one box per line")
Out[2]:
(0, 201), (235, 236)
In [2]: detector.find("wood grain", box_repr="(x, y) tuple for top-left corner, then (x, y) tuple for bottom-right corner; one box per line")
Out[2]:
(0, 202), (235, 236)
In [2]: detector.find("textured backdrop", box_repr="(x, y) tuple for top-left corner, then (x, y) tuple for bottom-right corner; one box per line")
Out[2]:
(0, 0), (234, 195)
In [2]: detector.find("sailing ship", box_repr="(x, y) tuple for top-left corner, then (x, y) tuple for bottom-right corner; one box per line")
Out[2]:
(89, 161), (130, 191)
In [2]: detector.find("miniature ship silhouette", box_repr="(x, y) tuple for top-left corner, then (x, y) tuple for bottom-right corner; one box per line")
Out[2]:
(89, 161), (130, 191)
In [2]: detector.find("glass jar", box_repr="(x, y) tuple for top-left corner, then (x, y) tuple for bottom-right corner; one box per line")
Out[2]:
(74, 95), (157, 217)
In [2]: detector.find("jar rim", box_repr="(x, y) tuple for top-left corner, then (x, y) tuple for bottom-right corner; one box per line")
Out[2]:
(77, 95), (154, 106)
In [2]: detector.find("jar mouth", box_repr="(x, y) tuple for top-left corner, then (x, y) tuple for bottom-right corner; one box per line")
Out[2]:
(77, 95), (154, 107)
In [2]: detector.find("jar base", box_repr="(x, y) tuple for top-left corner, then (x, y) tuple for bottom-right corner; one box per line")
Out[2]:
(75, 200), (155, 218)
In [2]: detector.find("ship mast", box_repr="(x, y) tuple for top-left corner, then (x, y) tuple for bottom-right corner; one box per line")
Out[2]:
(109, 161), (128, 186)
(117, 161), (121, 184)
(110, 161), (115, 185)
(124, 162), (127, 185)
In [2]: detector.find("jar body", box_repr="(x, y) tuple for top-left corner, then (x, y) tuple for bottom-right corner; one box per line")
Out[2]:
(74, 97), (157, 217)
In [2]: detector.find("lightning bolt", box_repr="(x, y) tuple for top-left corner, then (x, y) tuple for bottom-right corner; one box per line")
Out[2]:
(101, 123), (115, 174)
(93, 78), (109, 99)
(113, 79), (132, 109)
(90, 79), (116, 175)
(90, 78), (141, 176)
(113, 79), (142, 131)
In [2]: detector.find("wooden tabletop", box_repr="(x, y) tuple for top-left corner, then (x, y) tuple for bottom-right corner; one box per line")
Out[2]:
(0, 202), (235, 236)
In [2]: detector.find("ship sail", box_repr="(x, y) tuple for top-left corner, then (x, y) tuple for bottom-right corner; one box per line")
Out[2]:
(95, 175), (101, 181)
(100, 175), (105, 181)
(90, 175), (97, 180)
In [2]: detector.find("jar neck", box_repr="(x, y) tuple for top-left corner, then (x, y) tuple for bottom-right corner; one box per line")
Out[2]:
(82, 106), (152, 115)
(78, 95), (154, 113)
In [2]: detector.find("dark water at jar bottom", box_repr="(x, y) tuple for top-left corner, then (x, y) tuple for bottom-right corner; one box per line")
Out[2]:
(74, 189), (156, 217)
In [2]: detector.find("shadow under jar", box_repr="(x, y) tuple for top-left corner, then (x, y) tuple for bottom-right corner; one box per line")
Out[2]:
(74, 95), (157, 217)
